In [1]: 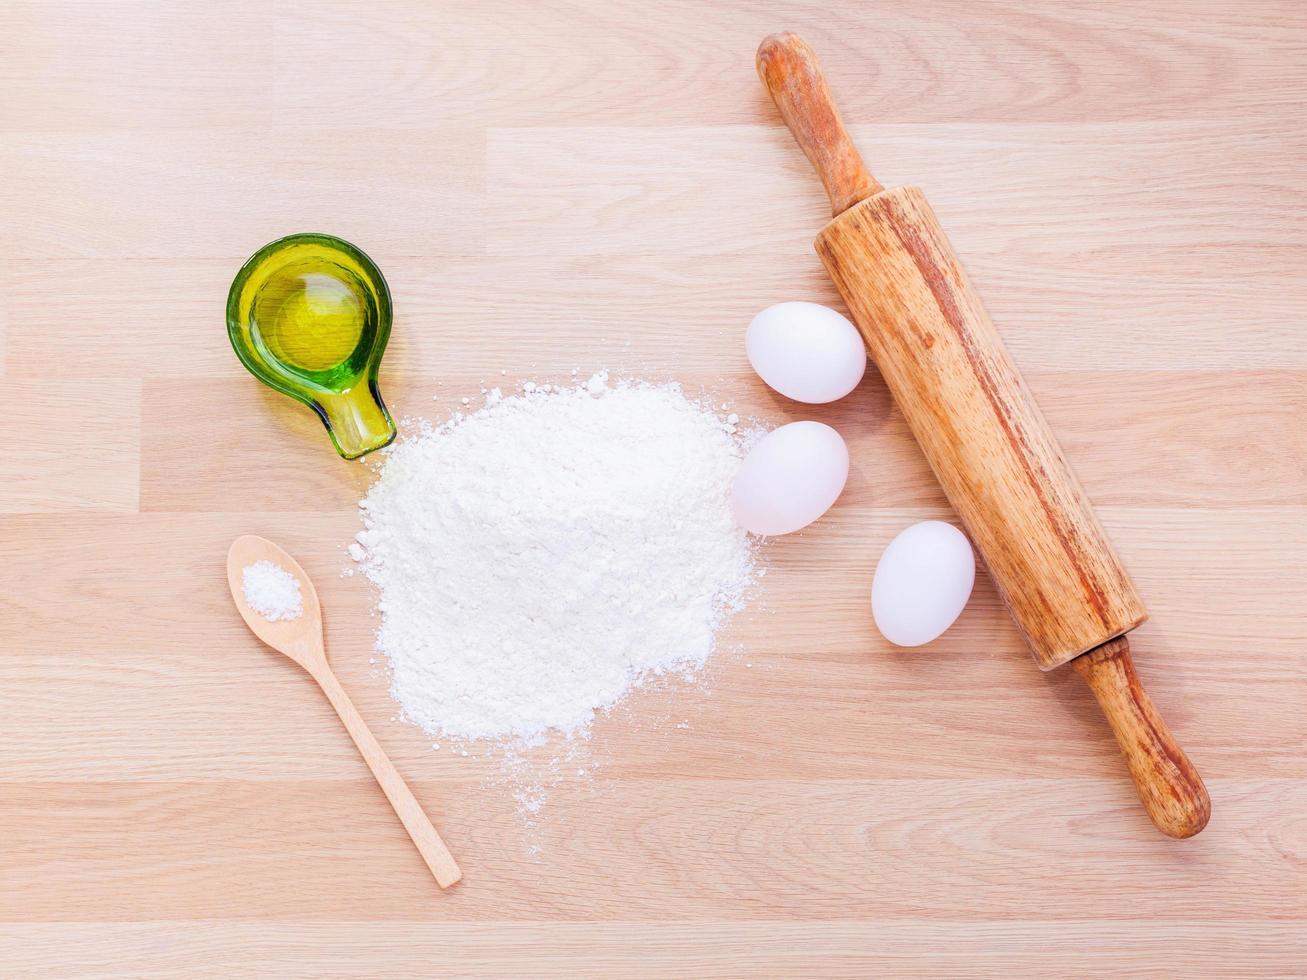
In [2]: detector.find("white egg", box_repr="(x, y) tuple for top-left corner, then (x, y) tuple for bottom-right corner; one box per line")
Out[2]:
(731, 421), (849, 536)
(872, 521), (975, 647)
(746, 301), (867, 404)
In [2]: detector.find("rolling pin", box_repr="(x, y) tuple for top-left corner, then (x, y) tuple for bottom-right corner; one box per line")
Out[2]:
(757, 32), (1210, 838)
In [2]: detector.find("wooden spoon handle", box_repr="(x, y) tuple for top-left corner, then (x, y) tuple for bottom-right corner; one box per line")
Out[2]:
(1072, 637), (1211, 838)
(756, 32), (883, 216)
(314, 668), (462, 887)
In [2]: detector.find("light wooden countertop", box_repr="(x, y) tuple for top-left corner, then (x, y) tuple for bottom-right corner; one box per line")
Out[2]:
(1, 1), (1304, 976)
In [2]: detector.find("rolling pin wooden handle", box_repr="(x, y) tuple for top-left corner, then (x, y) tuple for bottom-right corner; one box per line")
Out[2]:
(756, 32), (884, 215)
(313, 666), (463, 888)
(1073, 637), (1211, 839)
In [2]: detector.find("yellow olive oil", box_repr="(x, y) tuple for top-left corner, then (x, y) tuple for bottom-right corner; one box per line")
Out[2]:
(228, 234), (395, 459)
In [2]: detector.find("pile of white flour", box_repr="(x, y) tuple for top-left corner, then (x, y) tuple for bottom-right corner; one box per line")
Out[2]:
(354, 374), (756, 744)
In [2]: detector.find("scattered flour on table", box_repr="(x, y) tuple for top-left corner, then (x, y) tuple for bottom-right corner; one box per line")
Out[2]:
(242, 560), (303, 622)
(353, 373), (758, 749)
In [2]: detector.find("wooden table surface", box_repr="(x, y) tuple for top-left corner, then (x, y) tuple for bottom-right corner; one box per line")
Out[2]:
(2, 1), (1305, 976)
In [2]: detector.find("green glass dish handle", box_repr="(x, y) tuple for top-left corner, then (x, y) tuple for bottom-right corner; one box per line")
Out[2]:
(226, 233), (396, 460)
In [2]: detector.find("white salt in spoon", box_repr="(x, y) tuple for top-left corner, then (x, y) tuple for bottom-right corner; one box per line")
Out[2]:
(226, 534), (461, 889)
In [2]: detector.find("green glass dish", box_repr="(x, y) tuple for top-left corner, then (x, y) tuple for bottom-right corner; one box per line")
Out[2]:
(227, 233), (396, 459)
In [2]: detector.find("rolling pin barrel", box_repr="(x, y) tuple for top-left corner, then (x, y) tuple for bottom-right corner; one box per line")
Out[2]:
(817, 185), (1146, 669)
(757, 32), (1209, 838)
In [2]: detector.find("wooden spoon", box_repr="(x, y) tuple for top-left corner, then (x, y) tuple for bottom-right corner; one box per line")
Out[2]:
(226, 534), (462, 888)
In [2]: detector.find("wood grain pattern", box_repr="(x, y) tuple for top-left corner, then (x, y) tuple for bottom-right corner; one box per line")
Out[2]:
(1, 0), (1305, 975)
(3, 920), (1305, 979)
